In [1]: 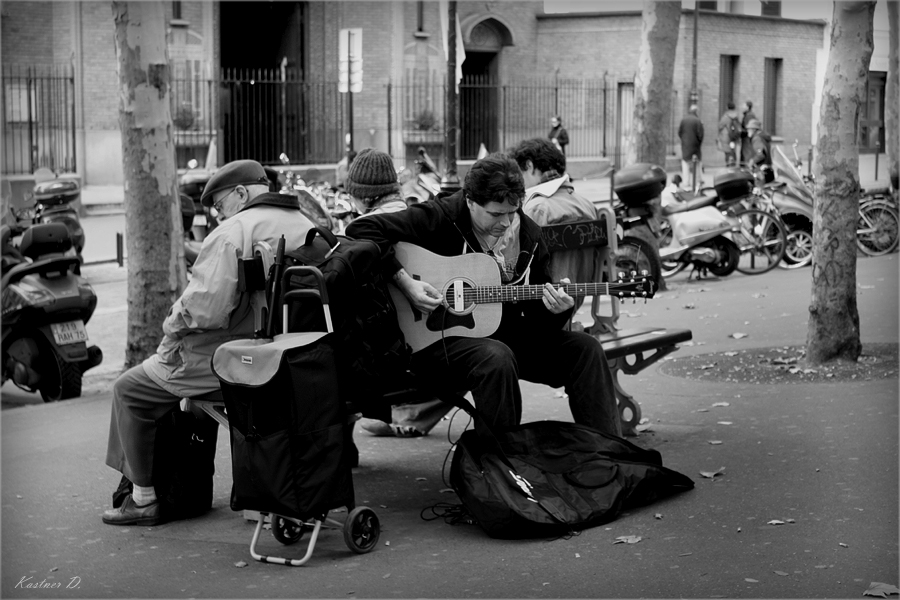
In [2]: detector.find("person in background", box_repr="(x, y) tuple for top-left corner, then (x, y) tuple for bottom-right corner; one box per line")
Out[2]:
(678, 104), (704, 192)
(745, 119), (774, 182)
(507, 137), (597, 311)
(717, 101), (742, 168)
(346, 153), (622, 436)
(548, 115), (569, 156)
(345, 148), (452, 438)
(102, 160), (315, 526)
(740, 100), (758, 167)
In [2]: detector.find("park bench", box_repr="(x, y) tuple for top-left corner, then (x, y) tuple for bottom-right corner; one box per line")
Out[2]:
(188, 206), (691, 437)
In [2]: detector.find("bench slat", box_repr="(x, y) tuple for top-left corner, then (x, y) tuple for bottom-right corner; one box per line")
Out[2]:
(598, 327), (693, 360)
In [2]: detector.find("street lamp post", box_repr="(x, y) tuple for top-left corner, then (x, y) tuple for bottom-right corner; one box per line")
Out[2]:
(690, 5), (699, 107)
(441, 0), (461, 195)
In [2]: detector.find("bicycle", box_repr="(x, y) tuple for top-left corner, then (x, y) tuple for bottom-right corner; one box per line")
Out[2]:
(857, 195), (899, 256)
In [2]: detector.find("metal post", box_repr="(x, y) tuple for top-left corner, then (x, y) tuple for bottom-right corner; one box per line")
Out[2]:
(690, 6), (699, 107)
(875, 140), (880, 180)
(602, 72), (608, 157)
(116, 232), (124, 268)
(441, 0), (460, 195)
(807, 147), (813, 180)
(280, 57), (287, 156)
(610, 168), (615, 202)
(387, 82), (392, 157)
(692, 154), (699, 192)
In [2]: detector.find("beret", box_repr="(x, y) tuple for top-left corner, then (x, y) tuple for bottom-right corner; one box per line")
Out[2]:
(200, 159), (270, 206)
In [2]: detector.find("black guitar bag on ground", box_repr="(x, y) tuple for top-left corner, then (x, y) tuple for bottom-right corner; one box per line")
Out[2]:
(112, 407), (219, 523)
(446, 395), (695, 539)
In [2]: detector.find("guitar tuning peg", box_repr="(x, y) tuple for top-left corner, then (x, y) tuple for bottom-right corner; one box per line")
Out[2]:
(630, 270), (637, 278)
(617, 271), (626, 280)
(640, 269), (649, 277)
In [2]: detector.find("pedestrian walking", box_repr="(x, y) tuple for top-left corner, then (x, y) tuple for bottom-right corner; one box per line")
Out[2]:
(745, 119), (774, 182)
(740, 100), (758, 166)
(678, 104), (704, 191)
(717, 101), (742, 167)
(548, 115), (569, 156)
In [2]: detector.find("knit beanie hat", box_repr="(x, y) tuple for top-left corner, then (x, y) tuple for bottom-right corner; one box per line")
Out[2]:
(345, 148), (400, 200)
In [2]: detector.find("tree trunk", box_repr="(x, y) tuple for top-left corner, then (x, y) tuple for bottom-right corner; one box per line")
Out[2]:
(627, 1), (681, 168)
(113, 1), (186, 368)
(886, 1), (899, 187)
(806, 1), (875, 365)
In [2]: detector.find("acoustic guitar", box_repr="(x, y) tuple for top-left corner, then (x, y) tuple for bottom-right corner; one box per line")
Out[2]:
(389, 242), (655, 352)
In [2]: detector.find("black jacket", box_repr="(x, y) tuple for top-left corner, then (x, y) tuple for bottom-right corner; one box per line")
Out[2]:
(345, 190), (571, 341)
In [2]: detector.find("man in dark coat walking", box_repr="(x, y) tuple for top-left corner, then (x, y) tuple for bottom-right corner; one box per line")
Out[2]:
(740, 100), (758, 166)
(678, 104), (704, 191)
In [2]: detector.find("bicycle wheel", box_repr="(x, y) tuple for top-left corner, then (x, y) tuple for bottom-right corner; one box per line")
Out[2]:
(733, 208), (787, 275)
(616, 236), (661, 293)
(780, 227), (813, 269)
(857, 200), (899, 256)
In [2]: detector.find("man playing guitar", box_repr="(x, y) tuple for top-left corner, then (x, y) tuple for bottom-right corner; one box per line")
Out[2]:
(345, 154), (622, 436)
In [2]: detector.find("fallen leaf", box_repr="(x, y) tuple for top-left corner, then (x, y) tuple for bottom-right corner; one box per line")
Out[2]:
(752, 293), (767, 298)
(638, 417), (650, 424)
(717, 421), (733, 425)
(234, 561), (248, 568)
(772, 356), (798, 365)
(711, 402), (730, 407)
(415, 477), (427, 481)
(614, 535), (642, 544)
(636, 423), (654, 432)
(699, 467), (726, 479)
(383, 574), (391, 579)
(708, 440), (723, 445)
(839, 543), (848, 548)
(730, 332), (749, 339)
(385, 541), (390, 546)
(699, 363), (717, 370)
(745, 578), (758, 583)
(695, 408), (710, 413)
(49, 567), (58, 572)
(439, 488), (455, 494)
(767, 519), (785, 525)
(785, 518), (795, 523)
(679, 552), (693, 556)
(774, 571), (789, 576)
(575, 553), (581, 558)
(683, 304), (696, 310)
(724, 351), (739, 356)
(654, 513), (663, 519)
(863, 582), (900, 598)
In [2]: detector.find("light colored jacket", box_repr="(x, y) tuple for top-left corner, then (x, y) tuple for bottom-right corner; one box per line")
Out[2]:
(143, 201), (314, 397)
(523, 174), (599, 286)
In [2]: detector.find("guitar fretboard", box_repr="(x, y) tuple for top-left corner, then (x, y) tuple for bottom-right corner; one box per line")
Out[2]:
(459, 282), (646, 304)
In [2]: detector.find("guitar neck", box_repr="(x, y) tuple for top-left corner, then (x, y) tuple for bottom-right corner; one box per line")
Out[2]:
(468, 282), (635, 304)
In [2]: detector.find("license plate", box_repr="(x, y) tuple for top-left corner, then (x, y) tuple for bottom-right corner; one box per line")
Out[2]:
(192, 214), (207, 227)
(50, 320), (88, 346)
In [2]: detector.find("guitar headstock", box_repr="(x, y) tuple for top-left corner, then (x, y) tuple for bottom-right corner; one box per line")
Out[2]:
(613, 270), (657, 303)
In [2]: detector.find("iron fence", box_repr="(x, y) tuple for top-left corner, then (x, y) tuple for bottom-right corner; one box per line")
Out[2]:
(1, 64), (76, 175)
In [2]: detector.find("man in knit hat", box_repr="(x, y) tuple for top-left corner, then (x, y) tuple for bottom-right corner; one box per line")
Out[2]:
(346, 148), (452, 437)
(345, 148), (407, 215)
(102, 159), (316, 527)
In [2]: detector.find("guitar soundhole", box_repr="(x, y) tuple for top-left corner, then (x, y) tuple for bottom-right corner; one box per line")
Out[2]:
(443, 279), (476, 314)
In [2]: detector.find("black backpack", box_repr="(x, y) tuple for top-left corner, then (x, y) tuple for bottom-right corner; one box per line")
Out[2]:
(280, 227), (410, 419)
(728, 116), (742, 142)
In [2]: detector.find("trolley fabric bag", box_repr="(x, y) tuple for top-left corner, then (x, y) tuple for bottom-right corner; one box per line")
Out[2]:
(281, 227), (410, 420)
(211, 331), (354, 521)
(448, 409), (695, 539)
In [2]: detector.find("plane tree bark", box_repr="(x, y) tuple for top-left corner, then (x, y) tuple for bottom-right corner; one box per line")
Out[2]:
(886, 1), (898, 187)
(623, 1), (681, 291)
(113, 1), (186, 367)
(806, 1), (875, 365)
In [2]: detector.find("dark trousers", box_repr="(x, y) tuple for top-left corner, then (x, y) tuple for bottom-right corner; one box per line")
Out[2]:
(409, 328), (622, 436)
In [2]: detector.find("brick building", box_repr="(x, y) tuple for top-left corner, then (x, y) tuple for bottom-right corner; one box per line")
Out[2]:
(0, 1), (887, 191)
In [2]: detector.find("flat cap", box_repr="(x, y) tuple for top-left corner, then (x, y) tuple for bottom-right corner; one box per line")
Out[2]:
(200, 159), (270, 206)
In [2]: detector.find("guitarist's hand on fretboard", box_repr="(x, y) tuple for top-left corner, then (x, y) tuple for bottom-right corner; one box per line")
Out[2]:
(542, 278), (575, 315)
(393, 267), (443, 314)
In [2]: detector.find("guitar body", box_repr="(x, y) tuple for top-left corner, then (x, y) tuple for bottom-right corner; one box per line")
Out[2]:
(390, 242), (503, 352)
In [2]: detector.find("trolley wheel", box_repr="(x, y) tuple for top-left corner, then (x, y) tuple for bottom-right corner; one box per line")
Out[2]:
(343, 507), (380, 554)
(271, 515), (305, 545)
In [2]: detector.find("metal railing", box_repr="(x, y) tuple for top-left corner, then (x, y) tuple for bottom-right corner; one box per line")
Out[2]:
(1, 63), (76, 175)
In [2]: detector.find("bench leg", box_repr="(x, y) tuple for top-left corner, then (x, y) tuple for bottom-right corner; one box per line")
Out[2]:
(608, 359), (641, 437)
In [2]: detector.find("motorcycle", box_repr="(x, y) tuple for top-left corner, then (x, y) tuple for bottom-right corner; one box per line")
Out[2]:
(23, 167), (86, 264)
(2, 221), (103, 401)
(275, 153), (336, 232)
(611, 163), (666, 290)
(658, 191), (742, 279)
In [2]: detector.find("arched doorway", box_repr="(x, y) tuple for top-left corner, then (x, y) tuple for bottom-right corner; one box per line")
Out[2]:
(461, 17), (513, 159)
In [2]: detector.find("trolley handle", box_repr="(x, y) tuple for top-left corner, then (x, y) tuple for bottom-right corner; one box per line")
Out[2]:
(280, 265), (334, 334)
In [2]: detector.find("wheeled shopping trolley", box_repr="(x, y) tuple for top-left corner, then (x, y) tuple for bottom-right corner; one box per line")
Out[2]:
(212, 266), (380, 566)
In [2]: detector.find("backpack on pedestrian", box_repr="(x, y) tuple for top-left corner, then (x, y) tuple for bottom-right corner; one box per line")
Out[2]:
(728, 116), (742, 142)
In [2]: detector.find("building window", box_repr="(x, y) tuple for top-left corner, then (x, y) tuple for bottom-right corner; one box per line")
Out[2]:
(697, 2), (718, 11)
(719, 55), (739, 116)
(172, 1), (182, 20)
(760, 1), (781, 17)
(763, 57), (782, 134)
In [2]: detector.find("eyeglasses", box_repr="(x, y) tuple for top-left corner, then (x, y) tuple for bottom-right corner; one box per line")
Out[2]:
(213, 187), (238, 213)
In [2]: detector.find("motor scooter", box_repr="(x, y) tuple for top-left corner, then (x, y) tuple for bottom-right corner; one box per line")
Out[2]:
(26, 168), (86, 263)
(2, 221), (102, 401)
(400, 147), (441, 203)
(658, 192), (741, 279)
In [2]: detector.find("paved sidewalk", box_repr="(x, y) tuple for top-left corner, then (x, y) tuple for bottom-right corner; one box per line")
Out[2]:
(1, 255), (897, 598)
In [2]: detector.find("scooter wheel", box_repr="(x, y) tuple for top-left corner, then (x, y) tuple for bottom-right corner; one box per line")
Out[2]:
(343, 507), (380, 554)
(39, 344), (82, 402)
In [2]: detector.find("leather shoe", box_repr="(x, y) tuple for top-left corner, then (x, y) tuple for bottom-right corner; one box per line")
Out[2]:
(102, 494), (161, 526)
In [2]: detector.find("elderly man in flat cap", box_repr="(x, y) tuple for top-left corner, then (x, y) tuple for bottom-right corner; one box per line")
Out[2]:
(103, 159), (315, 526)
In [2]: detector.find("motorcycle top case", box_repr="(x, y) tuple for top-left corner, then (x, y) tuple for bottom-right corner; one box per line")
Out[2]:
(713, 168), (754, 201)
(614, 163), (667, 206)
(449, 420), (695, 539)
(211, 331), (354, 521)
(33, 179), (80, 206)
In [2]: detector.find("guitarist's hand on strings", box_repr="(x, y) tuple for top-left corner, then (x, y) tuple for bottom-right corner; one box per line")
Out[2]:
(542, 278), (575, 315)
(394, 268), (443, 314)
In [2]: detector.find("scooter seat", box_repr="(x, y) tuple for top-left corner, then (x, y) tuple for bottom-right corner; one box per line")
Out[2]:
(662, 191), (720, 215)
(1, 254), (80, 289)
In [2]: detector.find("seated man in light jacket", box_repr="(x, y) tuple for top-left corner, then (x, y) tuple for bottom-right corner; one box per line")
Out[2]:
(103, 160), (315, 526)
(508, 137), (599, 310)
